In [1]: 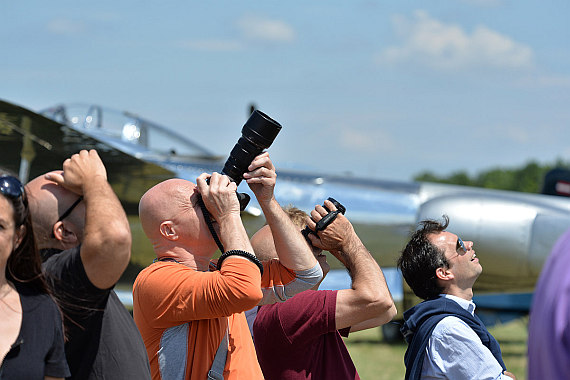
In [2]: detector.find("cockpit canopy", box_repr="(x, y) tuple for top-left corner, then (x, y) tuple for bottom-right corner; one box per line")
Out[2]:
(41, 104), (219, 162)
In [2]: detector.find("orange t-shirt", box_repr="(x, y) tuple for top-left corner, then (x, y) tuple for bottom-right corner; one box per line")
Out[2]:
(133, 257), (264, 380)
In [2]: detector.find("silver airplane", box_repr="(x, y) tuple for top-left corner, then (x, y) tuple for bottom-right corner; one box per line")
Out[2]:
(2, 99), (569, 338)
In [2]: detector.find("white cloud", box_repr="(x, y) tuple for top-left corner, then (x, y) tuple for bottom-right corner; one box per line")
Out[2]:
(237, 15), (295, 43)
(517, 74), (570, 88)
(177, 39), (243, 52)
(339, 128), (396, 154)
(377, 10), (534, 70)
(176, 14), (294, 52)
(504, 126), (530, 144)
(46, 18), (86, 35)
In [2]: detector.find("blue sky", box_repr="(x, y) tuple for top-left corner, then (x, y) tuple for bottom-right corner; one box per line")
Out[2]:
(2, 1), (569, 181)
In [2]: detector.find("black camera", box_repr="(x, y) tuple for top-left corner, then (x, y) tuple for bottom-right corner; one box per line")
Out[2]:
(301, 197), (346, 244)
(221, 110), (282, 209)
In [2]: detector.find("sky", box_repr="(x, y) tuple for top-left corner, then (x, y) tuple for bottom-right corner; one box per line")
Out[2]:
(2, 1), (569, 181)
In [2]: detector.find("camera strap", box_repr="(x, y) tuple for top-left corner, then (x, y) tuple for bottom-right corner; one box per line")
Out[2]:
(197, 195), (225, 254)
(207, 324), (229, 380)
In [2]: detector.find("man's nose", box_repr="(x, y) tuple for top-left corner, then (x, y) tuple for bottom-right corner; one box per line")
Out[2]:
(465, 241), (474, 250)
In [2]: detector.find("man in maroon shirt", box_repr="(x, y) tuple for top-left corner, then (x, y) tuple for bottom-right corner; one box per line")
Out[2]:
(252, 199), (397, 379)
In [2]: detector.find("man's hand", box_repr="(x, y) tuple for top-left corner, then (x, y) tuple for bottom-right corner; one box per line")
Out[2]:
(504, 371), (516, 379)
(306, 199), (357, 264)
(196, 172), (254, 255)
(243, 152), (276, 206)
(196, 172), (240, 223)
(45, 150), (107, 195)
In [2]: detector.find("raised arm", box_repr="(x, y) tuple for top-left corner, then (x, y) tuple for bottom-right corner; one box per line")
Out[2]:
(307, 199), (397, 332)
(244, 152), (317, 271)
(46, 150), (131, 289)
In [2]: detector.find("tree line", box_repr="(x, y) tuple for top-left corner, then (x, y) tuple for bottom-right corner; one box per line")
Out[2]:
(413, 159), (570, 194)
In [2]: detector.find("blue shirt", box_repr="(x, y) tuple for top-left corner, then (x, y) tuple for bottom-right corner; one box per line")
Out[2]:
(422, 294), (509, 379)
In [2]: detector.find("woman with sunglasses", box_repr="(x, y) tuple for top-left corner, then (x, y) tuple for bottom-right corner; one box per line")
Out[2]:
(0, 174), (70, 379)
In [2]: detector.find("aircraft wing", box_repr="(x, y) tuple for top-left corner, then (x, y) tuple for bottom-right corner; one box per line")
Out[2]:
(0, 99), (175, 212)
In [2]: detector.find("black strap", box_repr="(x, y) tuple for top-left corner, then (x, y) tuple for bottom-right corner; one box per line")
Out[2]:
(217, 250), (264, 276)
(197, 195), (225, 253)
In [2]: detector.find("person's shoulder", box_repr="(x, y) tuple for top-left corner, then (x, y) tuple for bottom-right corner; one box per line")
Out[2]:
(43, 246), (81, 268)
(137, 261), (196, 276)
(134, 261), (200, 289)
(287, 289), (326, 301)
(264, 289), (332, 311)
(432, 315), (473, 340)
(134, 262), (161, 284)
(14, 281), (44, 298)
(16, 282), (58, 311)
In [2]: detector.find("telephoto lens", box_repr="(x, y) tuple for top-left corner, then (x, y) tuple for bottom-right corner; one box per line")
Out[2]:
(221, 110), (282, 185)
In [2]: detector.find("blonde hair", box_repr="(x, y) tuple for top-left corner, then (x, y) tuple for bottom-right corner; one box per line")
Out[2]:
(282, 205), (308, 229)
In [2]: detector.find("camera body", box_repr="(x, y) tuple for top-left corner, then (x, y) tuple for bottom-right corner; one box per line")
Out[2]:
(221, 110), (282, 209)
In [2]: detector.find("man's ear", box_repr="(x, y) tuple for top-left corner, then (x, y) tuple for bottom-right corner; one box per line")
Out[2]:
(53, 221), (79, 247)
(435, 266), (454, 281)
(160, 221), (179, 241)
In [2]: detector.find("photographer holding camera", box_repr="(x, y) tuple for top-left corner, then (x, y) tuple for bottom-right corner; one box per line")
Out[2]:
(252, 199), (397, 380)
(133, 112), (323, 380)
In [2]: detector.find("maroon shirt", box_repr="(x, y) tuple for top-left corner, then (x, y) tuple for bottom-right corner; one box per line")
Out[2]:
(253, 289), (359, 380)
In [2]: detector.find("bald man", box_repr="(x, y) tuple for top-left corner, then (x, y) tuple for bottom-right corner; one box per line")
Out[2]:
(133, 153), (322, 380)
(26, 149), (151, 380)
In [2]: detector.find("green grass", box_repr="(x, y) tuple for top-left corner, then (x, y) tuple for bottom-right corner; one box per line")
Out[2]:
(344, 317), (528, 380)
(488, 317), (528, 379)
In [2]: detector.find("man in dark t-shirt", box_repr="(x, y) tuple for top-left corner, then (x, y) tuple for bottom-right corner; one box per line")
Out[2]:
(252, 200), (397, 379)
(43, 246), (150, 379)
(27, 150), (151, 380)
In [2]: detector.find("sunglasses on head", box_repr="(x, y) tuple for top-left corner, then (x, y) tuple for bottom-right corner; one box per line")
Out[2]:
(0, 175), (25, 200)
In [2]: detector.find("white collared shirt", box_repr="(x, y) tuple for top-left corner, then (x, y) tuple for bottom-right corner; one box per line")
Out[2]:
(421, 294), (510, 379)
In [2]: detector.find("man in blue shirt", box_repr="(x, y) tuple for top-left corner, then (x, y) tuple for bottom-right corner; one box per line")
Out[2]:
(397, 216), (516, 380)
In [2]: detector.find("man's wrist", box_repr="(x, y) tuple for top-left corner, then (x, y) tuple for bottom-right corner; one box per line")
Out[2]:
(216, 212), (242, 226)
(258, 197), (280, 221)
(81, 175), (111, 196)
(258, 195), (277, 210)
(339, 229), (360, 254)
(217, 214), (252, 251)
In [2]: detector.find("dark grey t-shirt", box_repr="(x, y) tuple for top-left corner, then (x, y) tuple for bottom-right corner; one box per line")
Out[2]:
(43, 246), (150, 380)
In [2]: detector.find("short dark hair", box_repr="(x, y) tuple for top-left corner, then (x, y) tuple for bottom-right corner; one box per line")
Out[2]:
(397, 215), (450, 300)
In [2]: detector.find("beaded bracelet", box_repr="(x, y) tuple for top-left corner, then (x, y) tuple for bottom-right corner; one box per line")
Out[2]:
(216, 250), (264, 276)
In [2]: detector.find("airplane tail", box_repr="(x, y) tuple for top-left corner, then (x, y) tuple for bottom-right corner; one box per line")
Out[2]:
(541, 168), (570, 197)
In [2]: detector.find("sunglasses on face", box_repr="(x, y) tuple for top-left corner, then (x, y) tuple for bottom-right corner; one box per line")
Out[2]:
(0, 175), (25, 200)
(456, 236), (467, 254)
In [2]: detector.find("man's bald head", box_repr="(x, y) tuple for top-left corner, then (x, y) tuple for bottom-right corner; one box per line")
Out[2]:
(139, 178), (216, 257)
(139, 179), (195, 239)
(26, 171), (85, 249)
